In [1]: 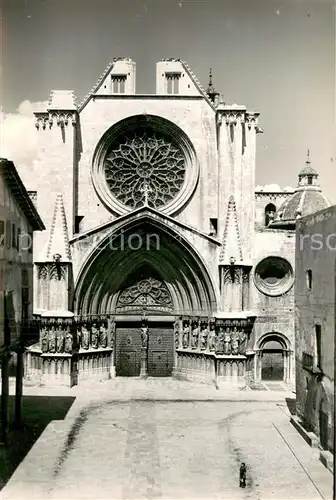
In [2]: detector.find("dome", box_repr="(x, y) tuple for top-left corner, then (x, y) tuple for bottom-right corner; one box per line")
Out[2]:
(270, 152), (331, 229)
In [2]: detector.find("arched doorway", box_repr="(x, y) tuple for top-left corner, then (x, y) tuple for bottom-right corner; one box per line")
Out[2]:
(259, 334), (288, 381)
(73, 214), (218, 378)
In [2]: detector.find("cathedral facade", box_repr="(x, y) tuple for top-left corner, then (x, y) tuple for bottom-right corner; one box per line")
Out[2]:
(25, 58), (329, 387)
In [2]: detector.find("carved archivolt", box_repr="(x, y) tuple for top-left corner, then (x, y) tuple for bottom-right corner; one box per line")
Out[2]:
(116, 277), (173, 313)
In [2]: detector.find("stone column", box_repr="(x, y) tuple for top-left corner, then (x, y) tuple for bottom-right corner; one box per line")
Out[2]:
(140, 322), (149, 379)
(140, 348), (148, 379)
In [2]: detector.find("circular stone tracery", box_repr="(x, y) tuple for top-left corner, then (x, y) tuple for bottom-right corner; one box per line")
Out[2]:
(254, 256), (294, 297)
(104, 133), (186, 209)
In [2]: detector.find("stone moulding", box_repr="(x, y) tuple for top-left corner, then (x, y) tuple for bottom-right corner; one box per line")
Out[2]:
(35, 111), (77, 129)
(253, 256), (294, 297)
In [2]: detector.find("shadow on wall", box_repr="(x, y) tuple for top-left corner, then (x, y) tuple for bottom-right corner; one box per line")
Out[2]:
(0, 395), (75, 490)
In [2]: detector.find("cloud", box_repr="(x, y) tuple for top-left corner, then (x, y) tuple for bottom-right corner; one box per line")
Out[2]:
(0, 100), (47, 188)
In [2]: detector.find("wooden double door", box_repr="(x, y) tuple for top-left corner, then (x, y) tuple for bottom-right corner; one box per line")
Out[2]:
(115, 321), (174, 377)
(261, 351), (284, 381)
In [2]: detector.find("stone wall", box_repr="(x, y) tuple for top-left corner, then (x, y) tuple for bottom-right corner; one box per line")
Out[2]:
(295, 205), (336, 451)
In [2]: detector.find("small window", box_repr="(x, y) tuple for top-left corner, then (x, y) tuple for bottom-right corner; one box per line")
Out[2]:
(315, 325), (322, 369)
(166, 77), (173, 94)
(28, 233), (33, 253)
(12, 223), (16, 249)
(112, 79), (118, 93)
(112, 75), (126, 94)
(0, 220), (4, 246)
(17, 227), (21, 251)
(165, 73), (181, 95)
(306, 269), (312, 290)
(265, 203), (276, 226)
(307, 176), (313, 185)
(209, 218), (218, 236)
(5, 220), (11, 249)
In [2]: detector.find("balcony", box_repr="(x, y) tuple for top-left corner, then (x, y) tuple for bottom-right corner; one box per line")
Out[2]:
(302, 352), (322, 376)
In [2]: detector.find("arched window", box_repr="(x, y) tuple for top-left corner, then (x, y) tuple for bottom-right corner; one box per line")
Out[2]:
(265, 203), (276, 226)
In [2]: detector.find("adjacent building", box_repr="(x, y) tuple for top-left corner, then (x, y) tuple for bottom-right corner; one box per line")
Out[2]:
(21, 57), (330, 387)
(0, 158), (45, 436)
(295, 204), (335, 455)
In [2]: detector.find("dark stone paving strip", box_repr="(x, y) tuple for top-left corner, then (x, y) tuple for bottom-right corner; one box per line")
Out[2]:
(122, 401), (161, 500)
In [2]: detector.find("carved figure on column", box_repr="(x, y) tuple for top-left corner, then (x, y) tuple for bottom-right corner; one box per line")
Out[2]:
(238, 330), (247, 354)
(91, 323), (99, 349)
(231, 327), (240, 355)
(208, 323), (216, 351)
(49, 326), (56, 353)
(200, 325), (208, 350)
(223, 327), (231, 355)
(191, 323), (200, 349)
(81, 323), (90, 350)
(41, 328), (49, 353)
(64, 331), (73, 353)
(107, 316), (116, 348)
(99, 323), (108, 348)
(56, 326), (64, 353)
(141, 324), (149, 349)
(182, 323), (190, 348)
(173, 319), (180, 349)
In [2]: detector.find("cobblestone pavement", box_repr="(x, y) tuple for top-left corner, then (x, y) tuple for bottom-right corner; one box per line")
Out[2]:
(2, 379), (332, 500)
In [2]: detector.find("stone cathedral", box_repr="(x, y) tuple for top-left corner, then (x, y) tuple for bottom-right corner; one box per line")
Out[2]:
(25, 58), (330, 388)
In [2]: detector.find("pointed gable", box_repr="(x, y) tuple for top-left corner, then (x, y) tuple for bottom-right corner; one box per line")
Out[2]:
(46, 193), (71, 261)
(78, 58), (136, 112)
(219, 195), (243, 263)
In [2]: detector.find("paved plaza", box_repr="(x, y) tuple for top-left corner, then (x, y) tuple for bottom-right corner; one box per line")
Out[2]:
(2, 379), (333, 500)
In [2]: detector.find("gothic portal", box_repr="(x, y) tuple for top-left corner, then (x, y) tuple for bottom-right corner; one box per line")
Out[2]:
(24, 58), (330, 387)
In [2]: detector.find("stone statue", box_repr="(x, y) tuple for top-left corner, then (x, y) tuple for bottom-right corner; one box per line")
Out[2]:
(64, 331), (73, 353)
(231, 327), (239, 355)
(182, 324), (189, 348)
(81, 324), (89, 350)
(239, 330), (247, 354)
(200, 326), (208, 350)
(208, 324), (216, 351)
(56, 326), (64, 353)
(141, 325), (149, 349)
(41, 328), (49, 353)
(49, 326), (56, 353)
(223, 327), (231, 355)
(191, 324), (200, 349)
(91, 323), (99, 349)
(215, 327), (224, 354)
(99, 323), (108, 348)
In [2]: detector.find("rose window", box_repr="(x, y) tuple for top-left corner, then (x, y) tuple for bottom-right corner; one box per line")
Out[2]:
(104, 133), (186, 209)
